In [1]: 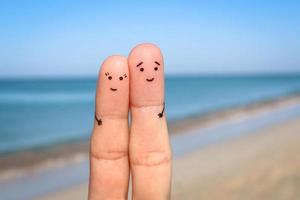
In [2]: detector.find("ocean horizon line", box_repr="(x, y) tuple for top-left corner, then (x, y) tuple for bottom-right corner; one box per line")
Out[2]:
(1, 72), (300, 81)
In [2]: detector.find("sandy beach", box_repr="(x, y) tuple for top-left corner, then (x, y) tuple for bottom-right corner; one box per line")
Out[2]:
(1, 94), (300, 199)
(34, 115), (300, 200)
(25, 96), (300, 200)
(172, 117), (300, 200)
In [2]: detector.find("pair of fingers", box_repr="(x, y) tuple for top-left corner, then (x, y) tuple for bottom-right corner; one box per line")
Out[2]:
(89, 43), (172, 200)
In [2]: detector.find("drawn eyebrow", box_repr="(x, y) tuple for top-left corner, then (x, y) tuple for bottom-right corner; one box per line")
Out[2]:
(136, 62), (143, 67)
(155, 61), (160, 65)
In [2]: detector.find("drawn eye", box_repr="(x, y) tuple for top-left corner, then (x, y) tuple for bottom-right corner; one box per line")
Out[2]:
(154, 67), (158, 71)
(140, 68), (144, 72)
(119, 76), (123, 81)
(108, 76), (112, 80)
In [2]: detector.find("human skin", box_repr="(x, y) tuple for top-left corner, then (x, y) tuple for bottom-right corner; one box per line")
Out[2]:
(88, 44), (172, 200)
(89, 55), (130, 200)
(128, 43), (172, 200)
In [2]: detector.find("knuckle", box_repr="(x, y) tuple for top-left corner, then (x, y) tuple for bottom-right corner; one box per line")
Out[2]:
(90, 149), (128, 161)
(130, 150), (171, 166)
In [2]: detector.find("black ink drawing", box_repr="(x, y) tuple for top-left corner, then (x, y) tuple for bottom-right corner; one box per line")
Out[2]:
(136, 62), (143, 67)
(95, 113), (102, 126)
(105, 72), (127, 92)
(105, 72), (112, 80)
(146, 78), (154, 82)
(136, 61), (160, 81)
(119, 74), (127, 80)
(158, 102), (165, 118)
(136, 62), (144, 72)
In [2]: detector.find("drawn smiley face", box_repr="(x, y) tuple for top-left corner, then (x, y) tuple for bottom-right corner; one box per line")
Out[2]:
(136, 61), (160, 82)
(105, 72), (127, 92)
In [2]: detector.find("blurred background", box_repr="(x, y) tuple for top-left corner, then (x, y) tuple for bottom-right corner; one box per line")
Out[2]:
(0, 1), (300, 199)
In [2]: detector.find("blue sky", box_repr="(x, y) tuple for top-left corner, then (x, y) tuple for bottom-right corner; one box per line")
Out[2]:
(0, 0), (299, 77)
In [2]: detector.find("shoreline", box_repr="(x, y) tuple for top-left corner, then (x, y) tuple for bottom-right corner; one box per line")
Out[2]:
(1, 93), (300, 180)
(169, 91), (300, 133)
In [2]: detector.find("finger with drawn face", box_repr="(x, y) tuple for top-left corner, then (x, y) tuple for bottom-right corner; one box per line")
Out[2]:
(89, 55), (130, 200)
(128, 43), (172, 199)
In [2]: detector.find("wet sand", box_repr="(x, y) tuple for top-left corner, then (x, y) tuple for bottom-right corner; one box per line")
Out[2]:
(36, 116), (300, 200)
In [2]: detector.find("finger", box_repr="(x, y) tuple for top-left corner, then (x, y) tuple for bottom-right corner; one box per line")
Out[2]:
(128, 43), (172, 200)
(89, 55), (130, 200)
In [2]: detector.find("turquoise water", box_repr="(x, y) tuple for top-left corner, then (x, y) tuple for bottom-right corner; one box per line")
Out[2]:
(1, 75), (300, 153)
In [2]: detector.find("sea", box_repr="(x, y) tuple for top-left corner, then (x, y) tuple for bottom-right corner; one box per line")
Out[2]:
(1, 75), (300, 154)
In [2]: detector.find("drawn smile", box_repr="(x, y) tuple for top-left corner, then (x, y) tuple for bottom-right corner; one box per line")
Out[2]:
(146, 78), (154, 82)
(110, 88), (117, 91)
